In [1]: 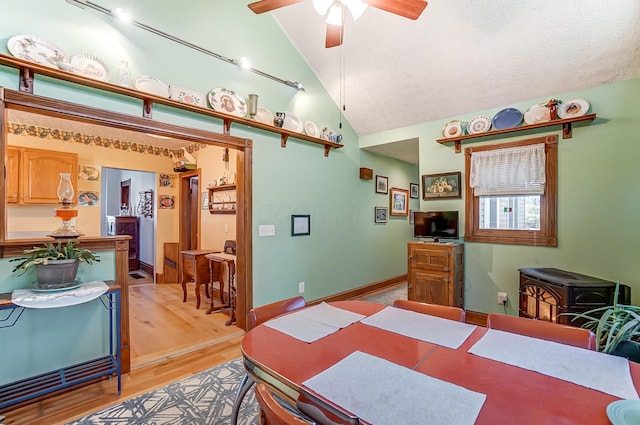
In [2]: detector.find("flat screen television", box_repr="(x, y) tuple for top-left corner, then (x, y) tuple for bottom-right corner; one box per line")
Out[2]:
(413, 211), (459, 241)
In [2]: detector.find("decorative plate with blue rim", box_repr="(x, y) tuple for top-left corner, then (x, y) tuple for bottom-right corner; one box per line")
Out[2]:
(492, 108), (523, 130)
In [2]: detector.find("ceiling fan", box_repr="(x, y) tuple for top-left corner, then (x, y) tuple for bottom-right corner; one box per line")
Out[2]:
(248, 0), (428, 48)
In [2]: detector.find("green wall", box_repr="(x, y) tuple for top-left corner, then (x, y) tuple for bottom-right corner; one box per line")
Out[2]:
(0, 0), (418, 309)
(362, 79), (640, 313)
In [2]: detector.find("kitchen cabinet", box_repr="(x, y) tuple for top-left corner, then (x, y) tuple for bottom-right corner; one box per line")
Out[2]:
(7, 146), (78, 204)
(407, 242), (464, 307)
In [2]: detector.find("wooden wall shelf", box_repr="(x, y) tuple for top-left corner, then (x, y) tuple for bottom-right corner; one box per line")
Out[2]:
(208, 184), (236, 214)
(0, 54), (343, 157)
(436, 114), (597, 153)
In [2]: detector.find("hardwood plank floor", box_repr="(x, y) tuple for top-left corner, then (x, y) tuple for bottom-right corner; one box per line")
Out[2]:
(2, 281), (245, 425)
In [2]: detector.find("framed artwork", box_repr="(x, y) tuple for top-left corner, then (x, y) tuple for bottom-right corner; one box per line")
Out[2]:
(78, 165), (100, 181)
(78, 191), (99, 206)
(375, 175), (389, 194)
(375, 207), (388, 223)
(389, 187), (409, 216)
(159, 195), (175, 209)
(291, 214), (311, 236)
(409, 209), (416, 224)
(201, 192), (209, 210)
(422, 171), (462, 200)
(410, 183), (419, 199)
(159, 173), (177, 188)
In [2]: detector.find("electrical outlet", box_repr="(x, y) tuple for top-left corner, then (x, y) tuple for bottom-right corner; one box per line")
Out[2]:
(497, 292), (508, 304)
(298, 281), (305, 293)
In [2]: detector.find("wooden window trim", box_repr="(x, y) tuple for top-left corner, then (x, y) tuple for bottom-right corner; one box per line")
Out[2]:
(463, 135), (558, 247)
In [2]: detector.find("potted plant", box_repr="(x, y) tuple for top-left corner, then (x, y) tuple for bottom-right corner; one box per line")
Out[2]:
(562, 282), (640, 362)
(11, 241), (100, 289)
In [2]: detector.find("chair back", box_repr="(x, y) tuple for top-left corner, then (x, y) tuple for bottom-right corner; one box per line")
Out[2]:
(486, 313), (596, 350)
(254, 383), (313, 425)
(223, 239), (236, 255)
(249, 296), (306, 329)
(392, 299), (466, 322)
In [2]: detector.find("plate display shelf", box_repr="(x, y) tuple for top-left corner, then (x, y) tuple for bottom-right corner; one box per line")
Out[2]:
(436, 113), (597, 153)
(0, 54), (342, 157)
(208, 184), (236, 214)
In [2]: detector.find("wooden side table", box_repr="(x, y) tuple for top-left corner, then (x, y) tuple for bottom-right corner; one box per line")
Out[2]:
(181, 249), (216, 309)
(205, 252), (236, 325)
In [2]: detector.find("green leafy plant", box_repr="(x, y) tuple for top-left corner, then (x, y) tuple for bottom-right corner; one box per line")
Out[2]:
(562, 282), (640, 354)
(10, 241), (100, 276)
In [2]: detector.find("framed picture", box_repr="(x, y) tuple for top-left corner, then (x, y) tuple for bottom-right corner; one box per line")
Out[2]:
(159, 173), (177, 188)
(78, 165), (100, 181)
(389, 187), (409, 216)
(410, 183), (419, 199)
(201, 192), (209, 210)
(291, 214), (310, 236)
(422, 171), (462, 200)
(375, 207), (388, 223)
(409, 209), (416, 224)
(375, 175), (388, 194)
(78, 191), (99, 206)
(159, 195), (175, 209)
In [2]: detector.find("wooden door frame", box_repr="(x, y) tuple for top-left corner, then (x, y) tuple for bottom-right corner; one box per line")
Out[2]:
(178, 169), (201, 254)
(0, 88), (253, 373)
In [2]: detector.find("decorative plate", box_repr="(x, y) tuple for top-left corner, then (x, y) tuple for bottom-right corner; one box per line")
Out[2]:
(524, 103), (551, 125)
(207, 88), (247, 118)
(134, 75), (170, 98)
(304, 120), (320, 137)
(606, 400), (640, 425)
(169, 85), (205, 107)
(442, 120), (465, 138)
(7, 35), (68, 68)
(492, 108), (523, 130)
(254, 106), (275, 125)
(557, 98), (590, 119)
(282, 112), (303, 133)
(70, 53), (110, 82)
(466, 115), (492, 134)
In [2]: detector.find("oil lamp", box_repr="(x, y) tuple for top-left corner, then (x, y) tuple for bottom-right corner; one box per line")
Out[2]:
(48, 172), (84, 238)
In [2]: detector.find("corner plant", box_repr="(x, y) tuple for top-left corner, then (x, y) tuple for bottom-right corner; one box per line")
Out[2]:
(562, 282), (640, 354)
(10, 241), (100, 276)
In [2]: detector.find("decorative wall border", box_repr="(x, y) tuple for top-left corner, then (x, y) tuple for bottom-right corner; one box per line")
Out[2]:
(7, 122), (204, 158)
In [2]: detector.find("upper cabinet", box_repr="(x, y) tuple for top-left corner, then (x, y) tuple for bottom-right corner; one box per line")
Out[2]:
(8, 146), (78, 204)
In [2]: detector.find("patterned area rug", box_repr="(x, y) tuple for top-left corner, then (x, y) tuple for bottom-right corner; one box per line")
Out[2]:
(67, 358), (259, 425)
(358, 282), (407, 306)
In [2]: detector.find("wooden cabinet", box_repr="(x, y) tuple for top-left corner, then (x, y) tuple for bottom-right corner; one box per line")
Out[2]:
(208, 184), (236, 214)
(407, 242), (464, 308)
(6, 147), (20, 203)
(115, 216), (140, 271)
(6, 146), (78, 204)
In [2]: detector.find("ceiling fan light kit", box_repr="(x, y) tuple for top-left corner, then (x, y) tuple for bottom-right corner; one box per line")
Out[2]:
(248, 0), (428, 47)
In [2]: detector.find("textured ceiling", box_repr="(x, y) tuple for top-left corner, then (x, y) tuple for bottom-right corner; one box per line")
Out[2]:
(270, 0), (640, 142)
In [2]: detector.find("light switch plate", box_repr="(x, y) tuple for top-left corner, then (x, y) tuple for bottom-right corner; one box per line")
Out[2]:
(259, 224), (275, 237)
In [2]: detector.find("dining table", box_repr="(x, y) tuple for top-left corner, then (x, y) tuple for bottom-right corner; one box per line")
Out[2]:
(240, 300), (640, 425)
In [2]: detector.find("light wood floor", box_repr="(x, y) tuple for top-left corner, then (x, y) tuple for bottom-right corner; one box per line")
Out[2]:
(2, 281), (244, 425)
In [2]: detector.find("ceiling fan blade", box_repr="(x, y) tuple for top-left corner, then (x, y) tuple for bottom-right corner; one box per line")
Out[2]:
(363, 0), (428, 20)
(248, 0), (305, 14)
(325, 24), (344, 48)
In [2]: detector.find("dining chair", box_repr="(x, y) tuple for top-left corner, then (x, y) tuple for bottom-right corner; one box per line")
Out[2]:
(231, 296), (307, 425)
(486, 313), (596, 350)
(254, 383), (315, 425)
(392, 299), (466, 322)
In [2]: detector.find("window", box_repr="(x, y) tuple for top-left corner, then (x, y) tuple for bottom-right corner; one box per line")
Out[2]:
(464, 135), (557, 246)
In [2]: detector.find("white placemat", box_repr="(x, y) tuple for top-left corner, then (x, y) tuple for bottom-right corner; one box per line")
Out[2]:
(11, 281), (109, 309)
(360, 306), (477, 349)
(303, 351), (486, 425)
(263, 302), (365, 343)
(469, 329), (639, 400)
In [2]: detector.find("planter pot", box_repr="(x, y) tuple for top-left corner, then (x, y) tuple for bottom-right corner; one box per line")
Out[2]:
(612, 340), (640, 364)
(34, 259), (79, 288)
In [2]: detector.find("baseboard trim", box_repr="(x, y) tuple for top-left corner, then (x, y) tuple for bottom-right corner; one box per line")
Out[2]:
(139, 261), (153, 277)
(310, 274), (407, 305)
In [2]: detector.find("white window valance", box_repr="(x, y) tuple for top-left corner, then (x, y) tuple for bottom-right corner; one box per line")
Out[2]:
(470, 143), (546, 196)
